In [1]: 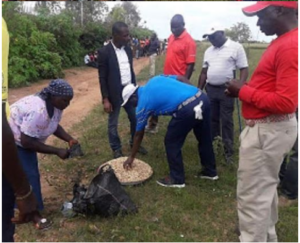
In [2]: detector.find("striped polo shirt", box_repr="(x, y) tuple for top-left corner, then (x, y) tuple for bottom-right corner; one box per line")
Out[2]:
(203, 39), (248, 86)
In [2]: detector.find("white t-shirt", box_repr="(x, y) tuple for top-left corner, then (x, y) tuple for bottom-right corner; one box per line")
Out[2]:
(111, 42), (132, 86)
(203, 39), (248, 85)
(84, 54), (90, 64)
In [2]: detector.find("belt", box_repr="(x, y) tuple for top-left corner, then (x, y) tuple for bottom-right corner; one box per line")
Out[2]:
(177, 91), (202, 111)
(245, 113), (295, 127)
(207, 83), (226, 88)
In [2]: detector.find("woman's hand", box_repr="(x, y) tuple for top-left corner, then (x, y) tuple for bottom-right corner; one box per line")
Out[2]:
(68, 139), (78, 147)
(56, 148), (70, 160)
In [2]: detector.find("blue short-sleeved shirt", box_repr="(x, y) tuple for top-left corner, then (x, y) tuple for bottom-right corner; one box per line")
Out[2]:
(136, 75), (199, 131)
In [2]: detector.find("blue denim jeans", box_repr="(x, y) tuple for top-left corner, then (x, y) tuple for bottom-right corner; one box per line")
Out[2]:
(2, 175), (15, 242)
(108, 102), (136, 151)
(165, 93), (217, 184)
(17, 146), (44, 210)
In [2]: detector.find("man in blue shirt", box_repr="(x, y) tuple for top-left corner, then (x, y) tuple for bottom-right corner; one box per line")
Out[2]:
(122, 75), (218, 187)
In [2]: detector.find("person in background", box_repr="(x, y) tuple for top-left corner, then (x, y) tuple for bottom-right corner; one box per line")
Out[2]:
(84, 53), (98, 68)
(98, 22), (147, 159)
(8, 79), (79, 211)
(226, 1), (298, 241)
(84, 53), (91, 66)
(148, 33), (160, 78)
(122, 75), (218, 188)
(2, 17), (51, 242)
(198, 25), (249, 164)
(147, 14), (197, 134)
(139, 38), (146, 57)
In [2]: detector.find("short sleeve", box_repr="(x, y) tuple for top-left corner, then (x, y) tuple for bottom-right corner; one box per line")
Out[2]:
(236, 44), (248, 69)
(185, 39), (196, 64)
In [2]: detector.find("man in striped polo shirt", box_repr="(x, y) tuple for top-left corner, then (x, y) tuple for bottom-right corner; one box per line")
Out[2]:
(198, 26), (249, 164)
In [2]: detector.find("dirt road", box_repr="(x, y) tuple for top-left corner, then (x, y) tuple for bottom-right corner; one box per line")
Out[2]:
(8, 57), (149, 132)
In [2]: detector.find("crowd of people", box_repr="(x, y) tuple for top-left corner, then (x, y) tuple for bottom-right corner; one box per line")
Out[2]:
(2, 1), (298, 242)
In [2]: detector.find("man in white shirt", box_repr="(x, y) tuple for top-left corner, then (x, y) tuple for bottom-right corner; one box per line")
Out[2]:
(98, 22), (147, 158)
(198, 25), (248, 164)
(84, 54), (90, 65)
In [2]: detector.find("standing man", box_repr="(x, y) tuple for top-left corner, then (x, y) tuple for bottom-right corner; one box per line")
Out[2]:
(148, 33), (160, 78)
(226, 2), (298, 241)
(122, 75), (218, 188)
(98, 22), (147, 159)
(198, 26), (249, 164)
(147, 14), (197, 133)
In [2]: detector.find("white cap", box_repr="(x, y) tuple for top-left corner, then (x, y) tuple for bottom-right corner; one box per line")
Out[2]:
(203, 25), (224, 38)
(121, 84), (139, 106)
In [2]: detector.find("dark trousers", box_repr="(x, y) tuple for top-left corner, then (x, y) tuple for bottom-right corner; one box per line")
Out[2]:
(279, 111), (298, 199)
(2, 175), (15, 242)
(17, 146), (44, 210)
(206, 83), (234, 158)
(165, 93), (217, 184)
(108, 102), (136, 151)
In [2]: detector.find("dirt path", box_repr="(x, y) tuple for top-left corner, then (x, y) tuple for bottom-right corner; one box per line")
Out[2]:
(8, 57), (149, 132)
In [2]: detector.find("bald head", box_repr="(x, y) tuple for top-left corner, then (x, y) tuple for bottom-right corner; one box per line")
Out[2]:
(171, 14), (185, 37)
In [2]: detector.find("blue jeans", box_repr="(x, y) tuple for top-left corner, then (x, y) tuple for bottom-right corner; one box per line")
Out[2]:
(2, 175), (15, 242)
(108, 102), (136, 151)
(165, 93), (217, 184)
(17, 146), (44, 210)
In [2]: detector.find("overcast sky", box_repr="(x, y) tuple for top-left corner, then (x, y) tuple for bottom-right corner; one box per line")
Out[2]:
(107, 1), (273, 42)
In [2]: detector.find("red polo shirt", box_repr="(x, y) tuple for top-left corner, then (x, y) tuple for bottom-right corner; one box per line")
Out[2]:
(163, 30), (196, 75)
(239, 28), (298, 119)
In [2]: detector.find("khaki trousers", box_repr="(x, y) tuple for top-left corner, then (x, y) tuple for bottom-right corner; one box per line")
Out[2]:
(237, 118), (297, 242)
(149, 53), (157, 77)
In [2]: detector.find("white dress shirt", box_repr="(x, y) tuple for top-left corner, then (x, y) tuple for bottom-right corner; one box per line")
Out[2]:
(203, 39), (248, 86)
(111, 42), (132, 86)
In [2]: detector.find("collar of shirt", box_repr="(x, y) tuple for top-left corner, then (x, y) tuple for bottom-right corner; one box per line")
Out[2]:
(213, 38), (231, 50)
(111, 41), (125, 51)
(173, 29), (188, 40)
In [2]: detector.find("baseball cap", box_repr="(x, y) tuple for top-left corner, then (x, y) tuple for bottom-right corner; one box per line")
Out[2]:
(242, 1), (298, 17)
(203, 25), (225, 38)
(121, 84), (139, 106)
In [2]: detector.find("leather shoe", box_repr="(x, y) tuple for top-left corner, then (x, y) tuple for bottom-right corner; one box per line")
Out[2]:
(113, 149), (123, 159)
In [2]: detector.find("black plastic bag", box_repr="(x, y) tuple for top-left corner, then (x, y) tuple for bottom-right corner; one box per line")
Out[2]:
(71, 165), (137, 217)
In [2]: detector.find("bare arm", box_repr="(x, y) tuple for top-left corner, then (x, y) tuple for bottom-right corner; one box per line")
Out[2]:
(198, 67), (208, 90)
(185, 63), (195, 80)
(2, 103), (31, 196)
(239, 67), (249, 83)
(53, 124), (74, 143)
(123, 130), (144, 169)
(20, 133), (69, 159)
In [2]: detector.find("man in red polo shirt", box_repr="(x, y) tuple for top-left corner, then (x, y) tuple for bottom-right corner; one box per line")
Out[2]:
(147, 14), (197, 133)
(226, 1), (298, 242)
(164, 14), (196, 78)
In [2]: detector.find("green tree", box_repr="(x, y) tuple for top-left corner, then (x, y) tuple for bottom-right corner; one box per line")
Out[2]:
(65, 1), (108, 26)
(122, 2), (141, 28)
(225, 22), (252, 43)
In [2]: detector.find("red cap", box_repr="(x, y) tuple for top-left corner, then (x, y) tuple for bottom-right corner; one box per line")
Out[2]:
(242, 1), (298, 16)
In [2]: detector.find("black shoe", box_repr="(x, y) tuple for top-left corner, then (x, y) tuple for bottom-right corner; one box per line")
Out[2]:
(198, 171), (219, 180)
(156, 176), (185, 188)
(130, 145), (148, 155)
(113, 149), (123, 159)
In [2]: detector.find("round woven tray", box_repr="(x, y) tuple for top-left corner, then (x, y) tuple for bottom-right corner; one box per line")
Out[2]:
(97, 157), (153, 186)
